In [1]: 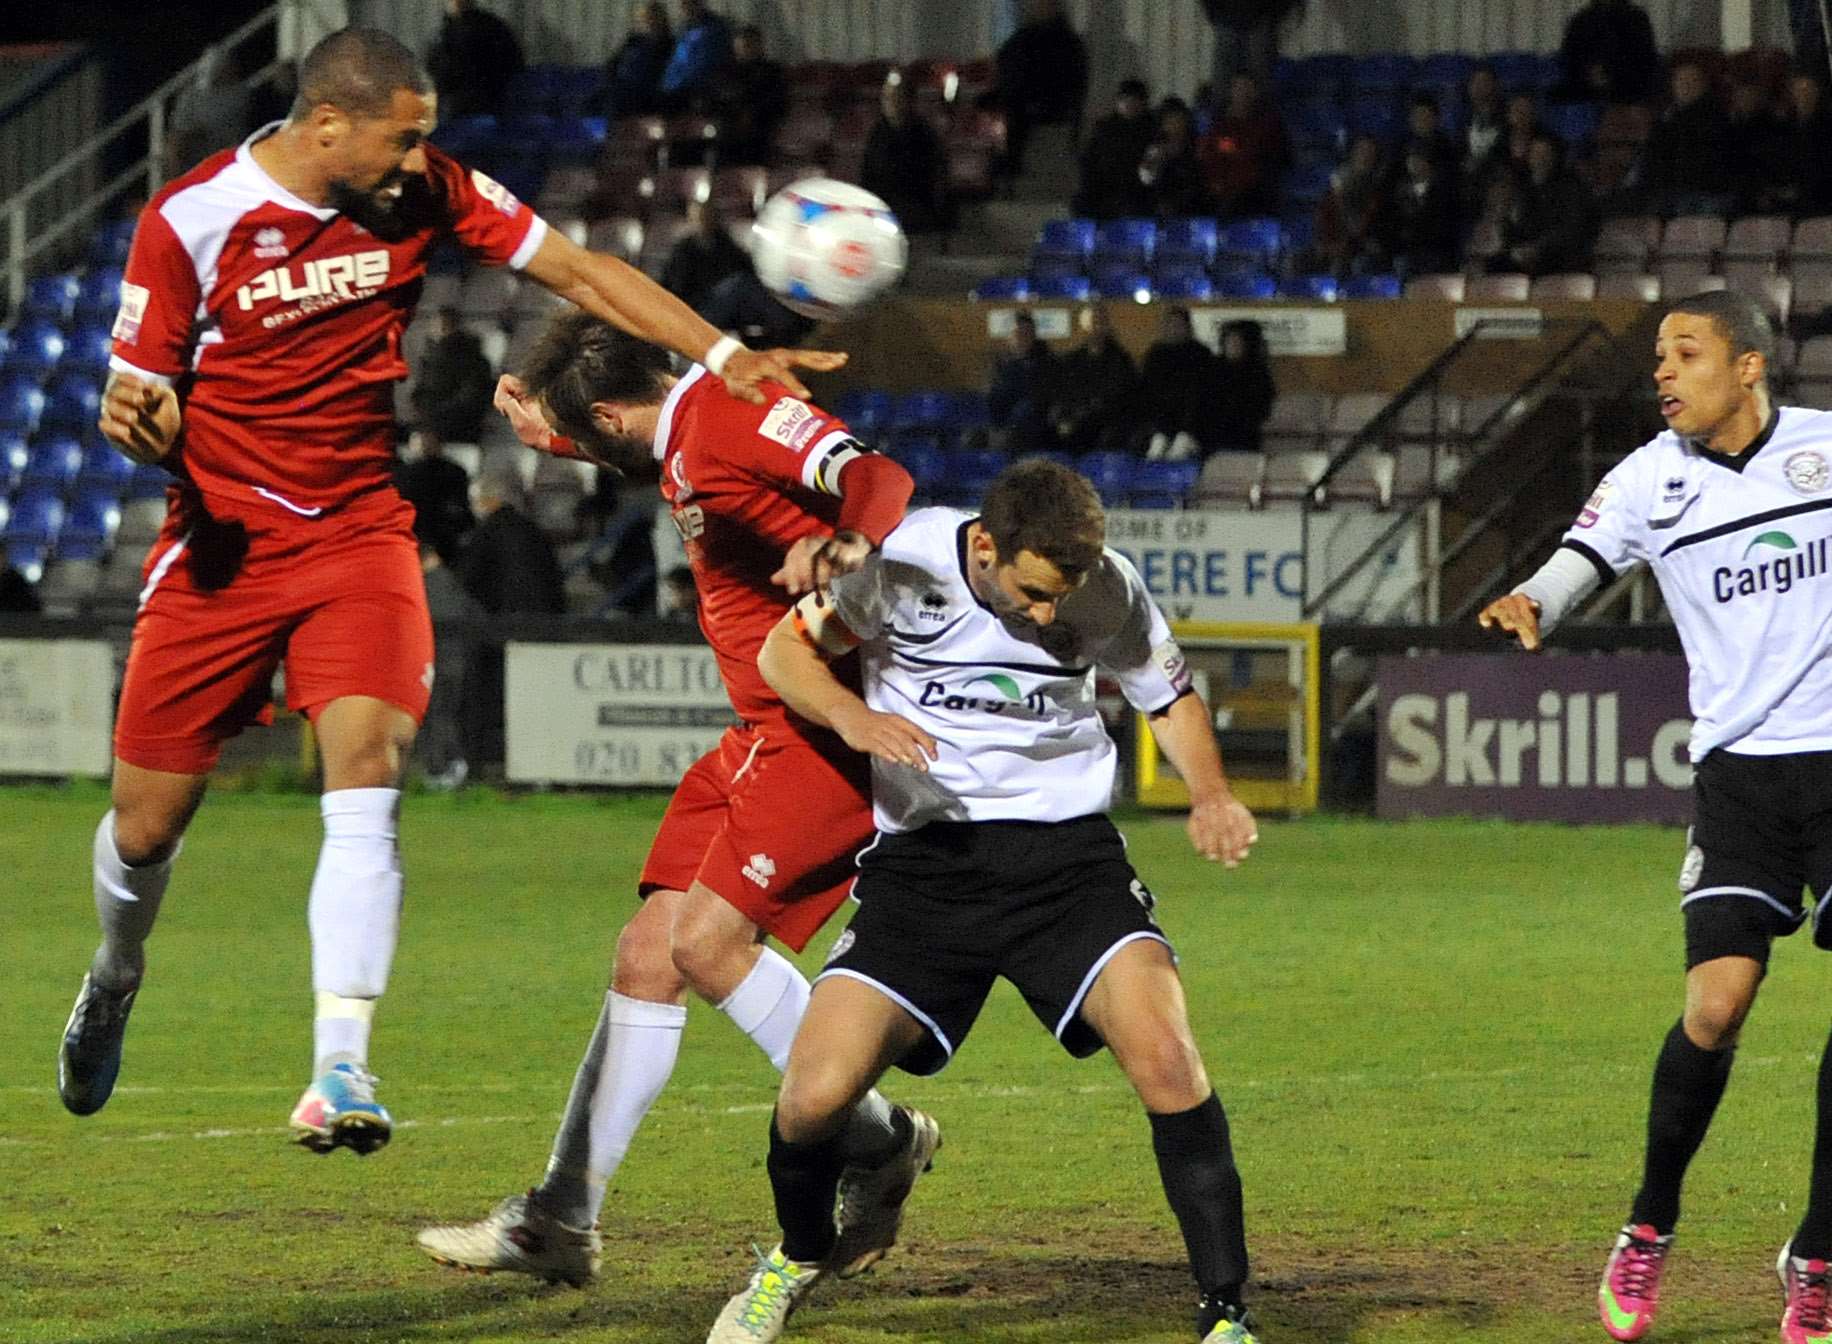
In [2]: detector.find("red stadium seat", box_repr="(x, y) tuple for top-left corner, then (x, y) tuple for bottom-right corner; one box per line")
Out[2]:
(1194, 452), (1263, 508)
(1465, 274), (1530, 302)
(1597, 273), (1661, 302)
(1263, 392), (1331, 453)
(1593, 216), (1661, 276)
(1403, 273), (1465, 301)
(1529, 273), (1597, 301)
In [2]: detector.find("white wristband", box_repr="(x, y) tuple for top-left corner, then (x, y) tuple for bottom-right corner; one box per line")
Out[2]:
(704, 335), (745, 377)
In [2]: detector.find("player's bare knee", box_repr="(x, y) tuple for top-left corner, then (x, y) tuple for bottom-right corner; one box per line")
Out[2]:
(325, 736), (408, 790)
(1684, 994), (1750, 1050)
(668, 905), (751, 996)
(611, 911), (685, 1002)
(775, 1070), (854, 1144)
(109, 794), (190, 864)
(1118, 1031), (1210, 1112)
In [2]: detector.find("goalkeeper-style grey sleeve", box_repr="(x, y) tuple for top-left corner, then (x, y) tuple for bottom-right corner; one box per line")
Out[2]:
(1513, 545), (1605, 634)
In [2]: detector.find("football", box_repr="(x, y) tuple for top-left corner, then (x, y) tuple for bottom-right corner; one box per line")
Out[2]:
(750, 178), (908, 321)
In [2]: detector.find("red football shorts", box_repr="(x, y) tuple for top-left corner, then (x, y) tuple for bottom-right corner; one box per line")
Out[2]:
(113, 490), (433, 775)
(640, 720), (874, 952)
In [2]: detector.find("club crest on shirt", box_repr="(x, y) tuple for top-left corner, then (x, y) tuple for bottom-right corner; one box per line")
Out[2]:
(470, 169), (521, 217)
(1785, 450), (1830, 496)
(1575, 479), (1612, 528)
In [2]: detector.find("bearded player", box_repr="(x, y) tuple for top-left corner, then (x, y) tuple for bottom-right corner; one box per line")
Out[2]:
(57, 27), (844, 1154)
(416, 311), (938, 1286)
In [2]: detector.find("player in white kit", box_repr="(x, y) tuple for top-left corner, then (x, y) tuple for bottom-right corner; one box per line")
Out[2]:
(704, 460), (1265, 1344)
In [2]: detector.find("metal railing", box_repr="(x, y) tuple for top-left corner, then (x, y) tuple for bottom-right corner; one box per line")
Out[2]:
(1, 0), (341, 308)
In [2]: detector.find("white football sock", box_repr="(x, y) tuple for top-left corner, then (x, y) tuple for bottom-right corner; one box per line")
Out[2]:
(92, 810), (177, 990)
(307, 788), (402, 1074)
(539, 991), (687, 1227)
(717, 946), (808, 1071)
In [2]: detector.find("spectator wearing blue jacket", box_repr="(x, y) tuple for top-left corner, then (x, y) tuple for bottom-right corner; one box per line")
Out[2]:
(599, 1), (673, 120)
(661, 0), (734, 111)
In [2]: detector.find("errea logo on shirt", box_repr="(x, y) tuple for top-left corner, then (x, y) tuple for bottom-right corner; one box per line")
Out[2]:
(236, 250), (390, 317)
(742, 852), (777, 888)
(758, 397), (822, 452)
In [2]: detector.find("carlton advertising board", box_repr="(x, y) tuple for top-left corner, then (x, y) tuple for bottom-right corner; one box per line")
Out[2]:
(1376, 654), (1694, 823)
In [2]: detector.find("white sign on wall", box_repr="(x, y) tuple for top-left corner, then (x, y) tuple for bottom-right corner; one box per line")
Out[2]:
(505, 642), (736, 785)
(0, 639), (113, 777)
(1105, 509), (1304, 621)
(1191, 306), (1348, 357)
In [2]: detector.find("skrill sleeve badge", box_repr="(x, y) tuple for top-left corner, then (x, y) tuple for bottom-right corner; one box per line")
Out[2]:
(111, 282), (150, 344)
(1576, 479), (1613, 529)
(470, 169), (521, 217)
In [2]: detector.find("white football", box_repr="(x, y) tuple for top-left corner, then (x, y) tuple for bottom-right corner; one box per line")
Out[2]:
(751, 178), (907, 320)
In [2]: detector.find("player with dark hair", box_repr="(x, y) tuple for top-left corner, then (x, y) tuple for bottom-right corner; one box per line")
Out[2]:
(1482, 289), (1832, 1342)
(416, 311), (936, 1286)
(706, 459), (1264, 1344)
(58, 25), (844, 1155)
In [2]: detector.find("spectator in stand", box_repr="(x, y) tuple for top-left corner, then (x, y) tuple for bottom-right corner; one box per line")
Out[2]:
(1772, 73), (1832, 217)
(1405, 93), (1458, 172)
(658, 564), (698, 622)
(1461, 63), (1507, 184)
(700, 268), (818, 350)
(715, 24), (788, 164)
(1726, 78), (1789, 215)
(169, 45), (259, 174)
(1140, 97), (1209, 219)
(1641, 59), (1735, 217)
(660, 198), (750, 309)
(416, 539), (482, 790)
(1199, 72), (1289, 219)
(1208, 320), (1276, 456)
(1553, 0), (1661, 104)
(988, 312), (1060, 455)
(1796, 0), (1829, 84)
(1491, 131), (1597, 276)
(1462, 169), (1518, 273)
(860, 71), (953, 236)
(1482, 91), (1543, 189)
(572, 480), (659, 619)
(456, 466), (567, 771)
(1200, 0), (1303, 95)
(599, 1), (672, 121)
(396, 430), (476, 565)
(1074, 78), (1157, 220)
(1314, 133), (1386, 277)
(1379, 141), (1461, 277)
(994, 0), (1089, 177)
(0, 563), (40, 613)
(1138, 305), (1223, 461)
(425, 0), (524, 118)
(660, 0), (734, 112)
(1052, 306), (1139, 455)
(411, 308), (496, 445)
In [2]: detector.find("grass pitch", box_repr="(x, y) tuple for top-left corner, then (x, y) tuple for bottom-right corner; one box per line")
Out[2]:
(2, 787), (1821, 1342)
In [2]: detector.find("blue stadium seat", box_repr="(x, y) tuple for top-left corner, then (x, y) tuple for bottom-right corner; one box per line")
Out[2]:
(944, 449), (1009, 503)
(1281, 162), (1335, 207)
(940, 392), (992, 434)
(127, 462), (172, 499)
(1543, 101), (1602, 146)
(0, 433), (27, 490)
(75, 440), (133, 493)
(61, 489), (121, 551)
(832, 389), (895, 434)
(1092, 270), (1152, 301)
(1343, 274), (1402, 299)
(892, 442), (948, 496)
(1279, 54), (1351, 101)
(0, 380), (46, 436)
(1280, 214), (1317, 258)
(0, 328), (11, 365)
(1350, 53), (1416, 93)
(547, 117), (607, 164)
(1077, 451), (1134, 504)
(40, 376), (101, 436)
(432, 114), (498, 158)
(1034, 218), (1096, 264)
(1129, 460), (1199, 508)
(1217, 217), (1283, 269)
(54, 531), (109, 564)
(1153, 270), (1215, 301)
(1027, 253), (1084, 282)
(507, 65), (573, 113)
(1488, 50), (1555, 91)
(1211, 271), (1277, 300)
(74, 267), (124, 322)
(4, 540), (48, 584)
(1284, 274), (1341, 301)
(890, 390), (955, 432)
(1155, 217), (1219, 270)
(1415, 53), (1474, 101)
(88, 218), (136, 267)
(1347, 94), (1404, 143)
(23, 273), (80, 325)
(8, 320), (66, 377)
(22, 434), (84, 491)
(1286, 103), (1347, 160)
(64, 325), (113, 377)
(3, 488), (65, 547)
(970, 275), (1032, 302)
(1091, 218), (1157, 270)
(1031, 274), (1092, 301)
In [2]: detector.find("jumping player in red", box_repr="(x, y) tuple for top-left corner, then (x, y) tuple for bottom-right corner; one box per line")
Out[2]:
(57, 27), (844, 1154)
(416, 312), (937, 1286)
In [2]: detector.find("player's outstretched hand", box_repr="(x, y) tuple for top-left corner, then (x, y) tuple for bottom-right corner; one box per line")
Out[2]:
(1477, 593), (1543, 651)
(719, 347), (848, 403)
(98, 373), (180, 465)
(1189, 790), (1257, 867)
(772, 530), (873, 596)
(493, 374), (567, 452)
(832, 704), (938, 772)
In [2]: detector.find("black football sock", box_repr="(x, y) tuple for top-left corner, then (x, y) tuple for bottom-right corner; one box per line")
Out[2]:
(768, 1112), (846, 1265)
(1150, 1091), (1249, 1325)
(1629, 1019), (1735, 1235)
(1790, 1024), (1832, 1259)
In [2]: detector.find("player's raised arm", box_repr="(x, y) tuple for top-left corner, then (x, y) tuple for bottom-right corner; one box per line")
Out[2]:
(759, 596), (937, 770)
(1146, 691), (1258, 867)
(519, 228), (845, 404)
(771, 454), (915, 595)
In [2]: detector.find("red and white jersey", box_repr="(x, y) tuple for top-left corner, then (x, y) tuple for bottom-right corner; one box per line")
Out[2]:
(656, 365), (869, 725)
(110, 125), (546, 520)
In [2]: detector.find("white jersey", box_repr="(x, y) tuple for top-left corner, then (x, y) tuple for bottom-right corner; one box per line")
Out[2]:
(826, 507), (1193, 833)
(1559, 406), (1832, 760)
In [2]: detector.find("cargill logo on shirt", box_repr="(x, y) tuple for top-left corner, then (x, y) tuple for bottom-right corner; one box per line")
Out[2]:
(1712, 530), (1832, 603)
(235, 249), (390, 319)
(918, 673), (1049, 717)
